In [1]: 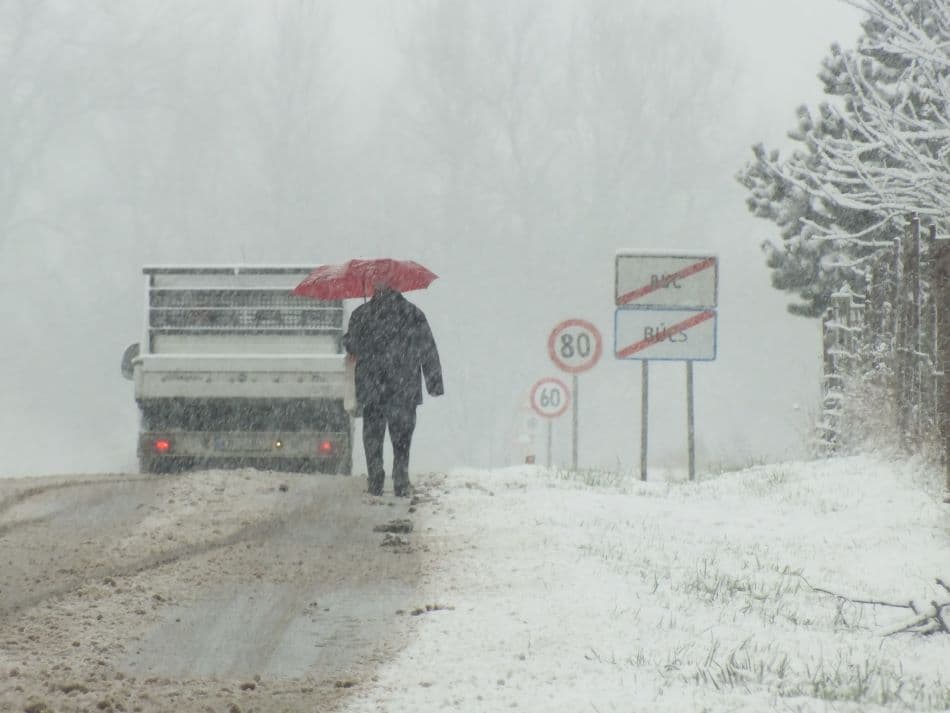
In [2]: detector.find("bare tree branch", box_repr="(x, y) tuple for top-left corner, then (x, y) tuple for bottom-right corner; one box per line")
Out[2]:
(796, 573), (950, 636)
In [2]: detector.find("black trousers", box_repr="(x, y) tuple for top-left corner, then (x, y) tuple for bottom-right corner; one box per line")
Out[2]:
(362, 403), (417, 494)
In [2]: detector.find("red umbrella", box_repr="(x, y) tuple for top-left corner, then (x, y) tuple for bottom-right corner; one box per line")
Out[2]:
(292, 258), (438, 300)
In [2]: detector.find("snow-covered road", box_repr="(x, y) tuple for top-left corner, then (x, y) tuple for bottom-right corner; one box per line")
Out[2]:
(0, 470), (430, 712)
(0, 456), (947, 713)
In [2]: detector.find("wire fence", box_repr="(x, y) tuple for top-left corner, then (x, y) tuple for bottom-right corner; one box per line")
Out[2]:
(819, 214), (950, 493)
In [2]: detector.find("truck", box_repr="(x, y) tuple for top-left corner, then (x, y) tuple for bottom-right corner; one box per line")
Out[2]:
(121, 266), (353, 475)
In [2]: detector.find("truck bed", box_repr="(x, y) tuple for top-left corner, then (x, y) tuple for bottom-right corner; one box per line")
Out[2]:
(133, 354), (346, 400)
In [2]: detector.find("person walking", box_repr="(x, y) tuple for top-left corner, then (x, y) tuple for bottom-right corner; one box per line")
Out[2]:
(342, 284), (443, 496)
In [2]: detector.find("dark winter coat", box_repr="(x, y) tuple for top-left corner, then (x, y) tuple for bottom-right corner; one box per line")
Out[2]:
(342, 290), (443, 409)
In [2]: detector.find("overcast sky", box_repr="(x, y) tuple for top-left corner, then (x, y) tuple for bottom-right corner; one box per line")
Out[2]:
(0, 0), (864, 477)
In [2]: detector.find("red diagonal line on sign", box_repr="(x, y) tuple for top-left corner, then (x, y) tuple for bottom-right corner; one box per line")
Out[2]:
(617, 310), (716, 358)
(617, 257), (716, 305)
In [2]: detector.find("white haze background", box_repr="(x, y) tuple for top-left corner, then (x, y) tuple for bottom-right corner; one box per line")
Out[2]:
(0, 0), (862, 477)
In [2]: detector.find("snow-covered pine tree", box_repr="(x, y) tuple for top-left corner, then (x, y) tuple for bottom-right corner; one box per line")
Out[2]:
(737, 0), (949, 317)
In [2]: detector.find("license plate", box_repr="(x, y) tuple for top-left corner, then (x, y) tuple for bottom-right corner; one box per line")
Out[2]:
(213, 435), (271, 452)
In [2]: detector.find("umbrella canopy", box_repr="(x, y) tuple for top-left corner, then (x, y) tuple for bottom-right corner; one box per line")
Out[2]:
(292, 258), (438, 300)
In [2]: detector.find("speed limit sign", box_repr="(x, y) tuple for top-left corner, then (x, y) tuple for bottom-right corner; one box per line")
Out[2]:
(548, 319), (603, 374)
(530, 377), (571, 419)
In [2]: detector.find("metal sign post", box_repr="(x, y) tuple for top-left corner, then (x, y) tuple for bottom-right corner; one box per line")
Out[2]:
(641, 361), (649, 481)
(614, 251), (718, 481)
(548, 319), (602, 471)
(572, 374), (579, 470)
(686, 361), (695, 480)
(547, 420), (553, 467)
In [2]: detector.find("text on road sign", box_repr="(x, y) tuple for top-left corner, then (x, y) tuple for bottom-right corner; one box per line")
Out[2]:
(614, 308), (717, 361)
(615, 253), (718, 309)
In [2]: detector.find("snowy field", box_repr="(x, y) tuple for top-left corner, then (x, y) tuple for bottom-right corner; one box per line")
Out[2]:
(347, 455), (950, 713)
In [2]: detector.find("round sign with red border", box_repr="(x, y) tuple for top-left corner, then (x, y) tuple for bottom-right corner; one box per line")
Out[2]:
(529, 377), (571, 419)
(548, 319), (603, 374)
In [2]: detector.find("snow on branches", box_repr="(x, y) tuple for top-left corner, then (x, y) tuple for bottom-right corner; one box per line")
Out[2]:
(738, 0), (949, 316)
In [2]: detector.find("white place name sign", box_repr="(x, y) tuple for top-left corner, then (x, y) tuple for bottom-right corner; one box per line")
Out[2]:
(615, 252), (718, 309)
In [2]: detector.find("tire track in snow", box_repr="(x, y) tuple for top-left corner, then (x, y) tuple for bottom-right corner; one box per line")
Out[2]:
(0, 475), (160, 523)
(0, 502), (313, 617)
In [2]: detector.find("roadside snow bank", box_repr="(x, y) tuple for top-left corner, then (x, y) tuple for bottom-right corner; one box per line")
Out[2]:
(347, 456), (950, 713)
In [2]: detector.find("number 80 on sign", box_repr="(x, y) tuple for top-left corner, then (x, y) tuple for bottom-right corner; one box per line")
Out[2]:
(548, 319), (603, 373)
(530, 377), (571, 419)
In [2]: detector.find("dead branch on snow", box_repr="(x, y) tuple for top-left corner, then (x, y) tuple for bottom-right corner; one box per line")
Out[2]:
(796, 574), (950, 636)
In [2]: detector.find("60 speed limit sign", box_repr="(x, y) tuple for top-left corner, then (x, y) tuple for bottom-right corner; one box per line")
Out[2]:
(530, 377), (571, 419)
(548, 319), (603, 373)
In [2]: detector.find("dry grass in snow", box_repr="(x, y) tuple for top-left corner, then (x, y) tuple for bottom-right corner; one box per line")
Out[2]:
(346, 455), (950, 713)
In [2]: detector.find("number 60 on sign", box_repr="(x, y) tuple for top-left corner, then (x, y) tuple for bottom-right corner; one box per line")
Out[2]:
(530, 377), (571, 419)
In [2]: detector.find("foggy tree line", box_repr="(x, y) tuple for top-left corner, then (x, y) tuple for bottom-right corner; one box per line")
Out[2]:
(384, 0), (729, 259)
(1, 1), (345, 259)
(0, 0), (728, 270)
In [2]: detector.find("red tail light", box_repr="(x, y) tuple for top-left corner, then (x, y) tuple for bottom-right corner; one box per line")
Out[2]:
(153, 438), (172, 454)
(318, 439), (334, 455)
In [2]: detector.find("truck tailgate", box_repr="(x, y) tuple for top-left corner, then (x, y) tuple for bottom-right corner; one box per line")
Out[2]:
(133, 355), (347, 399)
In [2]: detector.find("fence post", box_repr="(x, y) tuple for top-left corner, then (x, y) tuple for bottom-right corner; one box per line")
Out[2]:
(924, 225), (940, 439)
(820, 307), (840, 453)
(896, 216), (922, 450)
(867, 254), (885, 342)
(909, 215), (923, 446)
(894, 233), (907, 442)
(932, 232), (950, 498)
(874, 243), (899, 389)
(821, 287), (861, 453)
(886, 239), (899, 341)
